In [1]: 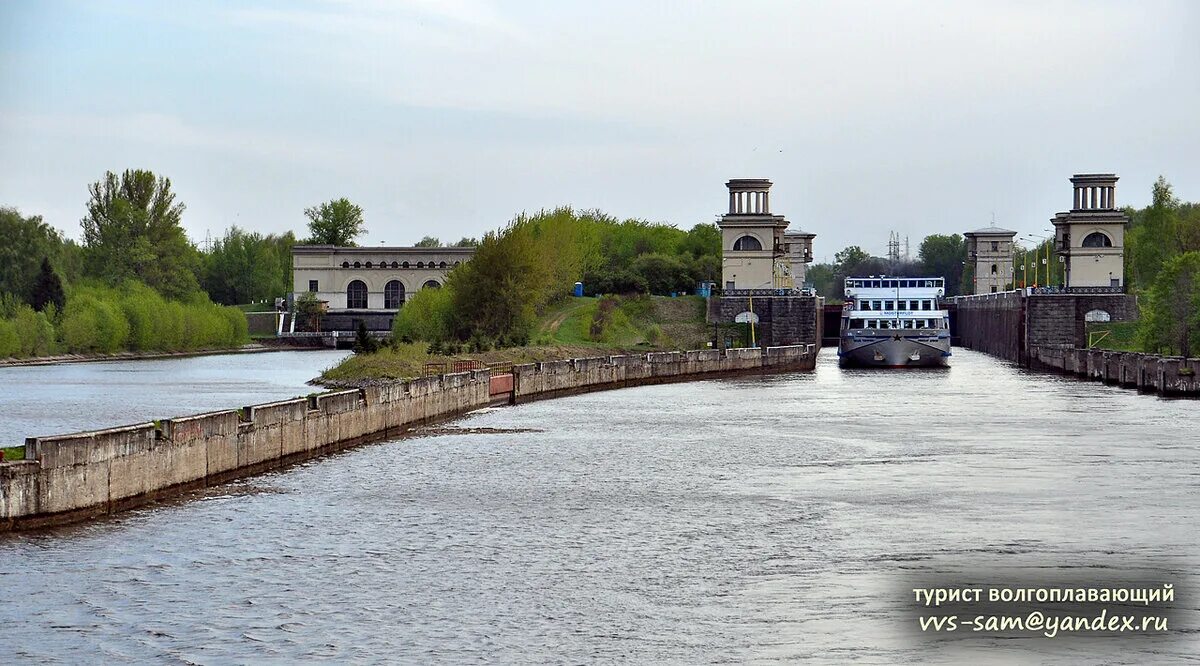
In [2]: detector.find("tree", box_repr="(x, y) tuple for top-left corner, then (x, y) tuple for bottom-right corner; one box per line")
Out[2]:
(679, 223), (721, 258)
(414, 236), (441, 247)
(353, 320), (379, 354)
(81, 169), (201, 299)
(629, 253), (691, 294)
(1137, 251), (1200, 357)
(917, 234), (967, 295)
(0, 208), (79, 304)
(304, 198), (364, 246)
(294, 291), (325, 332)
(30, 257), (65, 313)
(453, 237), (479, 247)
(202, 227), (294, 305)
(834, 246), (871, 274)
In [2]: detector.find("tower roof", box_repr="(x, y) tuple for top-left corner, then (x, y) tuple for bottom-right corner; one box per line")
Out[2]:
(964, 226), (1017, 236)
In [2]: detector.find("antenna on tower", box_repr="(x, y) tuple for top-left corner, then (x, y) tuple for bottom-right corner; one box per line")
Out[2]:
(887, 231), (900, 265)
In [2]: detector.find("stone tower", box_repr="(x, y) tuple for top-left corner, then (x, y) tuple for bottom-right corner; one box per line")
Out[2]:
(1051, 174), (1128, 291)
(963, 226), (1017, 294)
(717, 179), (798, 290)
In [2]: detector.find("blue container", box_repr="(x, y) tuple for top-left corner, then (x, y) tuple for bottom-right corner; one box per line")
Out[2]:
(573, 281), (584, 297)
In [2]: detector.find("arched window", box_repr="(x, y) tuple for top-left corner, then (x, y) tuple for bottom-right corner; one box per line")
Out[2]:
(733, 235), (763, 251)
(990, 263), (998, 274)
(341, 261), (350, 269)
(439, 261), (447, 268)
(384, 280), (405, 309)
(1082, 232), (1113, 248)
(365, 261), (373, 268)
(417, 261), (425, 269)
(422, 279), (441, 290)
(353, 261), (361, 268)
(402, 261), (410, 268)
(391, 261), (399, 269)
(346, 280), (368, 309)
(454, 261), (461, 266)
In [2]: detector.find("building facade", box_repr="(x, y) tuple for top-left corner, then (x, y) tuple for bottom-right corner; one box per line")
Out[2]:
(717, 179), (813, 290)
(291, 245), (475, 331)
(963, 226), (1017, 294)
(1052, 174), (1128, 291)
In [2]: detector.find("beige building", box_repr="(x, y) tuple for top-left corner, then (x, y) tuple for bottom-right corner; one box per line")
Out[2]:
(718, 179), (813, 290)
(291, 245), (474, 331)
(1052, 174), (1128, 291)
(964, 226), (1017, 294)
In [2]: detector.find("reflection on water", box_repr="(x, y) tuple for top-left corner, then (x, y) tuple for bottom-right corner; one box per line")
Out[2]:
(0, 350), (350, 445)
(0, 350), (1197, 663)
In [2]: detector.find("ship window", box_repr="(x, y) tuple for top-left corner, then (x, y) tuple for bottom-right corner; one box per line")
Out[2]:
(874, 300), (883, 310)
(862, 301), (872, 311)
(885, 300), (895, 310)
(851, 319), (863, 328)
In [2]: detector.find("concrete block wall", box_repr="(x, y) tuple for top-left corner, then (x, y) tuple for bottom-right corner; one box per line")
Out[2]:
(948, 291), (1023, 363)
(1, 344), (815, 531)
(1029, 345), (1199, 397)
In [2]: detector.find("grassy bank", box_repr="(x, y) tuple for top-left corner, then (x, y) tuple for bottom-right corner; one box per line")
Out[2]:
(320, 295), (711, 385)
(3, 446), (23, 461)
(1085, 321), (1140, 352)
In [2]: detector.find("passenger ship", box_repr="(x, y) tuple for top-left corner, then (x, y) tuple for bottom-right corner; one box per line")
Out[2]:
(838, 276), (951, 368)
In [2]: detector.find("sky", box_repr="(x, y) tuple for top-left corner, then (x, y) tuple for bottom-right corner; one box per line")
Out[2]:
(1, 0), (1198, 260)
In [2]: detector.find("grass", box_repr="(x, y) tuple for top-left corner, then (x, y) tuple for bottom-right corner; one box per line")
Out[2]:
(319, 295), (713, 385)
(3, 446), (24, 461)
(1086, 321), (1140, 352)
(236, 302), (277, 313)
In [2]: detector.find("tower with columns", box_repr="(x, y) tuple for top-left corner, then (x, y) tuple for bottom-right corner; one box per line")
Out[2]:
(717, 179), (807, 290)
(1051, 173), (1128, 291)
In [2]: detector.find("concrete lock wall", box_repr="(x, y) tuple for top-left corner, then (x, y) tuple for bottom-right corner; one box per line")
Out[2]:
(0, 345), (815, 531)
(1028, 346), (1200, 397)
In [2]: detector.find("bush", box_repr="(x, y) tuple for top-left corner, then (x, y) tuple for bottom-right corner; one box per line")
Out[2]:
(61, 292), (129, 353)
(12, 305), (55, 356)
(0, 318), (19, 357)
(393, 286), (454, 343)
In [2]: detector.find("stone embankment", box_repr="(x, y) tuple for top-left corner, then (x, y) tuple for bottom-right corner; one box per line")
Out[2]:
(1029, 346), (1200, 397)
(0, 344), (816, 531)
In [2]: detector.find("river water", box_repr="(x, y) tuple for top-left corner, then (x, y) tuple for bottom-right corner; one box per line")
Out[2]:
(1, 349), (1197, 663)
(0, 350), (350, 447)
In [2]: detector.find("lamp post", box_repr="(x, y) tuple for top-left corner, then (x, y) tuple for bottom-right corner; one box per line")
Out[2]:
(1024, 233), (1054, 288)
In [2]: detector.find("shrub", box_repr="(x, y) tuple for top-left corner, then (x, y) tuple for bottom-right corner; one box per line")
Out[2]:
(12, 305), (55, 356)
(0, 318), (19, 357)
(393, 286), (454, 343)
(61, 292), (129, 353)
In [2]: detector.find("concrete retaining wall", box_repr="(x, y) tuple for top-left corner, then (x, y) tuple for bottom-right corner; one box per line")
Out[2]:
(1029, 346), (1200, 397)
(0, 345), (816, 531)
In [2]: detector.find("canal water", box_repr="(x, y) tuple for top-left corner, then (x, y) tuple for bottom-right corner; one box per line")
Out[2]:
(1, 349), (1197, 663)
(0, 350), (350, 447)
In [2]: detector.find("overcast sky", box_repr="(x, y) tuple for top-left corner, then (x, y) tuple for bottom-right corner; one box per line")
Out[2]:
(2, 1), (1198, 260)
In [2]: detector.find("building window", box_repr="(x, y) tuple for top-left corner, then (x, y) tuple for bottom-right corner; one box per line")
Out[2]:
(990, 286), (997, 293)
(347, 280), (368, 309)
(308, 280), (318, 292)
(353, 261), (361, 268)
(341, 261), (350, 269)
(384, 280), (405, 309)
(391, 261), (399, 269)
(422, 279), (441, 290)
(1082, 232), (1113, 248)
(733, 235), (763, 251)
(417, 261), (425, 269)
(402, 261), (410, 268)
(990, 241), (999, 251)
(365, 261), (373, 268)
(439, 261), (447, 268)
(991, 263), (998, 274)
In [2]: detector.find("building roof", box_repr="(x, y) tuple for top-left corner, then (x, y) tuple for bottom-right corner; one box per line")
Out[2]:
(783, 228), (815, 237)
(964, 226), (1017, 236)
(293, 245), (476, 255)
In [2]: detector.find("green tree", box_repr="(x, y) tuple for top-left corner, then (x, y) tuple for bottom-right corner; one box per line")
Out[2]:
(629, 253), (691, 294)
(294, 291), (326, 332)
(202, 227), (294, 304)
(453, 237), (480, 247)
(414, 236), (441, 247)
(81, 169), (201, 299)
(0, 207), (78, 304)
(1137, 251), (1200, 356)
(917, 234), (967, 295)
(304, 198), (365, 246)
(834, 246), (871, 274)
(679, 222), (721, 258)
(30, 257), (66, 312)
(1128, 177), (1185, 292)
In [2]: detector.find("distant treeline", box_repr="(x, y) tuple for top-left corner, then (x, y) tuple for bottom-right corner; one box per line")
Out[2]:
(392, 207), (720, 348)
(0, 169), (251, 359)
